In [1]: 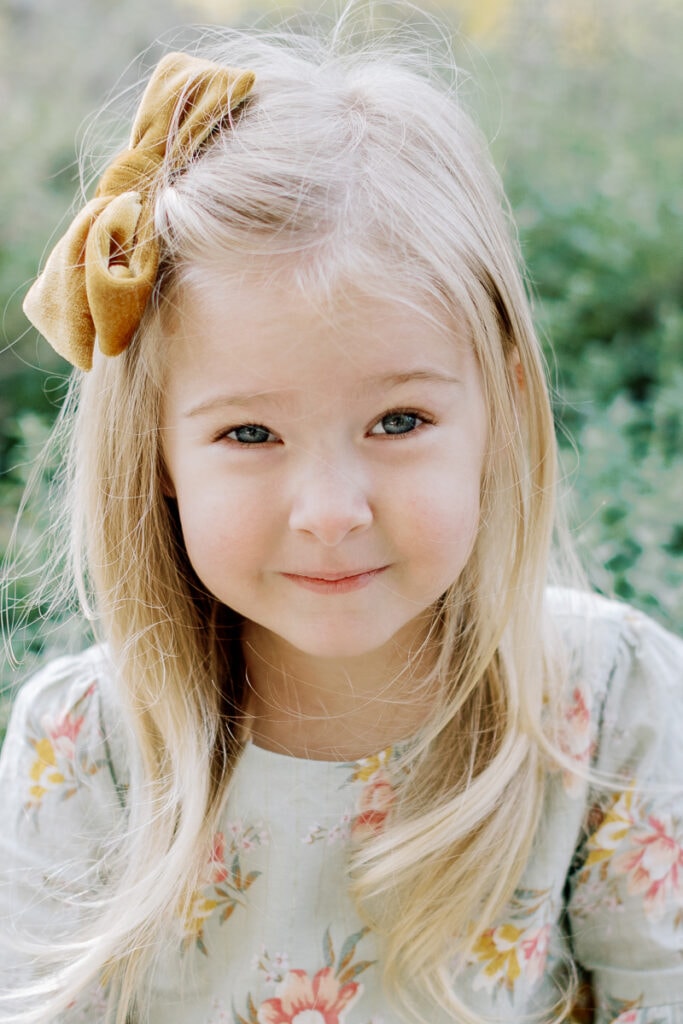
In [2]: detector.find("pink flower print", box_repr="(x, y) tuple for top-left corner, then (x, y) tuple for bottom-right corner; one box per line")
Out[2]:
(303, 824), (323, 845)
(351, 771), (395, 840)
(28, 684), (99, 809)
(208, 833), (229, 885)
(302, 813), (352, 846)
(225, 819), (270, 854)
(603, 995), (645, 1024)
(207, 998), (231, 1024)
(264, 952), (291, 984)
(519, 923), (550, 984)
(468, 895), (553, 995)
(42, 685), (94, 760)
(565, 686), (590, 740)
(252, 947), (292, 987)
(612, 812), (683, 921)
(257, 967), (362, 1024)
(47, 711), (86, 759)
(326, 819), (351, 844)
(559, 685), (593, 796)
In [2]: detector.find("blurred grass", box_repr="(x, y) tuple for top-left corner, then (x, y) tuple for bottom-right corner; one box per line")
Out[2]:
(1, 0), (682, 743)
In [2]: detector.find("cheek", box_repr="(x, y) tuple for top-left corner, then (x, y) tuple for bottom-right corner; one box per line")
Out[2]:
(397, 457), (482, 557)
(392, 458), (483, 609)
(415, 495), (480, 569)
(174, 480), (272, 579)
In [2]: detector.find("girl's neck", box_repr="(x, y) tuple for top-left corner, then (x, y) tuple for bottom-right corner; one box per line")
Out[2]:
(240, 619), (438, 761)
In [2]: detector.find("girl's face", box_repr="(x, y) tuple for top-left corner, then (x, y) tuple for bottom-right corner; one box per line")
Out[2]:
(161, 272), (488, 663)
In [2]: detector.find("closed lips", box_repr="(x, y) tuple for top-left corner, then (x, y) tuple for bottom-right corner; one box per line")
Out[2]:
(286, 569), (385, 581)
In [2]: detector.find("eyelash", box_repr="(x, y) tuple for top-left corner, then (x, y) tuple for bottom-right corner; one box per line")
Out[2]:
(216, 409), (433, 446)
(368, 409), (432, 437)
(222, 424), (279, 445)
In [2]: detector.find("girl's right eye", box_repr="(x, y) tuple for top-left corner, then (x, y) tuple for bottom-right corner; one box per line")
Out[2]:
(224, 424), (278, 445)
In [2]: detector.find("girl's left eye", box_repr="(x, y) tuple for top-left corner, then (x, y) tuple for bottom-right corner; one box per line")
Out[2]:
(369, 412), (425, 437)
(225, 424), (278, 444)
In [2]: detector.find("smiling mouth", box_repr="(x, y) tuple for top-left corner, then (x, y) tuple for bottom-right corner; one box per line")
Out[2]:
(281, 567), (388, 593)
(294, 569), (382, 581)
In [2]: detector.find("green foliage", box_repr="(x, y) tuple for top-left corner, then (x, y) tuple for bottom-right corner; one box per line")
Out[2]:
(0, 410), (72, 745)
(0, 412), (52, 743)
(468, 0), (683, 632)
(561, 379), (683, 632)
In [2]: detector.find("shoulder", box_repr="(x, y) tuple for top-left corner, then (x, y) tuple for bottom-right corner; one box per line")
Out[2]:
(0, 648), (130, 999)
(1, 645), (131, 818)
(546, 584), (682, 675)
(547, 588), (682, 781)
(548, 585), (679, 704)
(9, 644), (112, 719)
(548, 595), (683, 1011)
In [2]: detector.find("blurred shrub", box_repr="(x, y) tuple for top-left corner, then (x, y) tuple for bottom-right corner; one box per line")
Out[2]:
(473, 0), (683, 631)
(561, 379), (683, 631)
(0, 408), (94, 743)
(0, 412), (57, 742)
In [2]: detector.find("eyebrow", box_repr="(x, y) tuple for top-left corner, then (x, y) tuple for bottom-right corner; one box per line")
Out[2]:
(183, 368), (461, 418)
(362, 369), (462, 389)
(184, 389), (300, 418)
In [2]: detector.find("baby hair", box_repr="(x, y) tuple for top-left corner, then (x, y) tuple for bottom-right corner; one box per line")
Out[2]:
(7, 11), (577, 1024)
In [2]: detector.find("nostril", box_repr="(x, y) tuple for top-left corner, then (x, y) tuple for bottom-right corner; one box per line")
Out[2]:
(288, 482), (372, 545)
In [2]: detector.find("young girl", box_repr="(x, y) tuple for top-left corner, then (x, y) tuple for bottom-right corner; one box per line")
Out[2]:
(1, 15), (682, 1024)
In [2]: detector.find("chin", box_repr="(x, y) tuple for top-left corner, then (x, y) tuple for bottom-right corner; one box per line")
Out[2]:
(279, 622), (412, 662)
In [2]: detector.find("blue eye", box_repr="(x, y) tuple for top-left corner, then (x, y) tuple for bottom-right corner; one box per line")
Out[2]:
(370, 412), (423, 436)
(227, 425), (276, 444)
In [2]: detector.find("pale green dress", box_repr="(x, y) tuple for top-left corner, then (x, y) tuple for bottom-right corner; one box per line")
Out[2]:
(1, 590), (682, 1023)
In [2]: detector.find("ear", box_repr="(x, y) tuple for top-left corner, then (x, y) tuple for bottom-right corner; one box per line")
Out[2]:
(510, 346), (525, 392)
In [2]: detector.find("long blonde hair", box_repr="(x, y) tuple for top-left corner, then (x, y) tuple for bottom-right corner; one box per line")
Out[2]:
(10, 13), (576, 1023)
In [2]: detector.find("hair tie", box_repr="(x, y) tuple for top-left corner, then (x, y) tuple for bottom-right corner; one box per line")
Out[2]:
(23, 53), (256, 371)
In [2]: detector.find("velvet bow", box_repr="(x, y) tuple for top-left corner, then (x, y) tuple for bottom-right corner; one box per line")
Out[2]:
(23, 53), (255, 371)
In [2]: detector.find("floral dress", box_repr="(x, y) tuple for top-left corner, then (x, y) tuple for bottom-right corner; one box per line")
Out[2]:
(0, 590), (682, 1023)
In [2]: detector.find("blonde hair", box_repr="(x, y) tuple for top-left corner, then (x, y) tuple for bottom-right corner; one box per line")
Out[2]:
(9, 13), (578, 1024)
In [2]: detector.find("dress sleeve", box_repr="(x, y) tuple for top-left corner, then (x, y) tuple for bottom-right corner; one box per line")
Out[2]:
(0, 649), (128, 1021)
(565, 605), (683, 1024)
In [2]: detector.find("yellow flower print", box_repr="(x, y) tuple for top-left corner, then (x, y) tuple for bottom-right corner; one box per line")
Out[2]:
(348, 749), (392, 784)
(471, 924), (523, 990)
(25, 683), (100, 811)
(28, 737), (66, 802)
(467, 891), (553, 995)
(183, 893), (220, 946)
(181, 826), (268, 955)
(585, 789), (635, 868)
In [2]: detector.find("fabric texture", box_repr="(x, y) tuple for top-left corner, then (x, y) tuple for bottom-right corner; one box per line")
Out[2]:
(0, 590), (681, 1023)
(22, 53), (255, 370)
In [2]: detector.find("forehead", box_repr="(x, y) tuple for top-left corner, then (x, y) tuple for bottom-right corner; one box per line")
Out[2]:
(162, 265), (475, 394)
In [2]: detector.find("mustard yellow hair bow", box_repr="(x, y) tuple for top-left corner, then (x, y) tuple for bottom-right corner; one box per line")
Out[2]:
(23, 53), (255, 371)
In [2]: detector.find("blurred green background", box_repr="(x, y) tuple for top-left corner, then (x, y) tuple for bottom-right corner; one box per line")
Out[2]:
(1, 0), (682, 740)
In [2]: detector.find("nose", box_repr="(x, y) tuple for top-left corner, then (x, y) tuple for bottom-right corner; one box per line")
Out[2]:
(288, 456), (373, 546)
